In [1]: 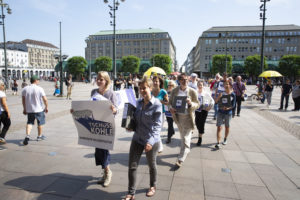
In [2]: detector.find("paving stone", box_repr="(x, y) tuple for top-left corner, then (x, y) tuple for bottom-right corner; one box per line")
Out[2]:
(227, 162), (264, 186)
(0, 187), (40, 200)
(222, 150), (248, 163)
(235, 184), (275, 200)
(244, 152), (274, 165)
(202, 159), (232, 183)
(205, 196), (238, 200)
(171, 176), (204, 194)
(200, 148), (225, 161)
(169, 191), (204, 200)
(204, 180), (240, 199)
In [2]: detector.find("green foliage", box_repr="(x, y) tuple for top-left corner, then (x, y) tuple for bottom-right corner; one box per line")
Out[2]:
(139, 63), (151, 73)
(232, 64), (245, 75)
(121, 55), (140, 73)
(151, 54), (172, 74)
(66, 56), (87, 77)
(244, 55), (267, 80)
(211, 55), (232, 75)
(94, 56), (112, 73)
(278, 55), (300, 80)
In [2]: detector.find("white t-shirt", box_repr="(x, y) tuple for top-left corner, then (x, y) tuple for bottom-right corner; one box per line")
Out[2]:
(22, 84), (46, 113)
(0, 91), (6, 112)
(188, 81), (197, 90)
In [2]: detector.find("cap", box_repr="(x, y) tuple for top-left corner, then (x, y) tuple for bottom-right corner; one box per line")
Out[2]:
(191, 73), (198, 78)
(30, 75), (40, 83)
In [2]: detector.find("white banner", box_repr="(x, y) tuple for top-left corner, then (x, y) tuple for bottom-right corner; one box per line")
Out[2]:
(71, 100), (115, 150)
(115, 89), (136, 109)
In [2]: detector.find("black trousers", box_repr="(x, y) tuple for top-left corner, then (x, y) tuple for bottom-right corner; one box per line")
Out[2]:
(166, 117), (174, 139)
(293, 96), (300, 110)
(280, 94), (290, 109)
(233, 95), (242, 116)
(134, 87), (139, 99)
(195, 110), (208, 134)
(0, 111), (11, 139)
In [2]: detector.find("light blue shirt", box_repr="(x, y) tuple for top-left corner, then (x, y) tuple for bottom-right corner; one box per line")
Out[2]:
(133, 96), (162, 146)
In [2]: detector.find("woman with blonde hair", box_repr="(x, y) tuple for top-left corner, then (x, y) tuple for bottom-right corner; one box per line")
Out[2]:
(91, 71), (118, 187)
(0, 80), (11, 144)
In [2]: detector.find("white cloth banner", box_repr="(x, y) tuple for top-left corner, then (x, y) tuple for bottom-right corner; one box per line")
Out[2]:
(71, 100), (115, 150)
(115, 89), (136, 109)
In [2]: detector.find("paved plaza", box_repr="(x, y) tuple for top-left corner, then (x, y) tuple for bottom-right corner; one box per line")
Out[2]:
(0, 80), (300, 200)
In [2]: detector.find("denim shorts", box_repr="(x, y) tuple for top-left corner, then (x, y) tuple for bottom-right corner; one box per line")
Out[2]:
(27, 112), (46, 126)
(216, 112), (232, 127)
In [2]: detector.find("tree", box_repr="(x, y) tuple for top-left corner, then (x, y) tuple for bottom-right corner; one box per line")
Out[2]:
(67, 56), (87, 79)
(121, 55), (140, 73)
(151, 54), (172, 75)
(94, 56), (112, 73)
(244, 55), (267, 81)
(211, 55), (232, 75)
(231, 64), (245, 75)
(278, 55), (300, 81)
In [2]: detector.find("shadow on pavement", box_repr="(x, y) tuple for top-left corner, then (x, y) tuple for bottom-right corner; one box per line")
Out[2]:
(4, 173), (126, 200)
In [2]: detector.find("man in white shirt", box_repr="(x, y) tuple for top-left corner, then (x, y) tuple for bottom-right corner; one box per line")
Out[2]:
(188, 73), (198, 90)
(22, 75), (48, 145)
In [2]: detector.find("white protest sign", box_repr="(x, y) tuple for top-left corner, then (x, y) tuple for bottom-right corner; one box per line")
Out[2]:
(71, 100), (115, 150)
(115, 89), (136, 109)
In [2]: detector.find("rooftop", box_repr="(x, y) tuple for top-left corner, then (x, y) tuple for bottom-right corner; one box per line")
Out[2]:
(205, 24), (300, 32)
(92, 28), (167, 36)
(22, 39), (58, 49)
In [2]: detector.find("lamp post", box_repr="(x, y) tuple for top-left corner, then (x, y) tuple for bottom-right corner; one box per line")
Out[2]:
(225, 32), (228, 74)
(54, 22), (68, 96)
(103, 0), (125, 80)
(0, 0), (11, 88)
(85, 37), (92, 82)
(259, 0), (270, 74)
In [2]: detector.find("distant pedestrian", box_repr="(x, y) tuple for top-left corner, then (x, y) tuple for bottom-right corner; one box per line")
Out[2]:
(91, 71), (117, 187)
(292, 80), (300, 111)
(232, 76), (246, 117)
(165, 80), (176, 144)
(210, 73), (221, 120)
(123, 77), (162, 200)
(66, 75), (73, 100)
(188, 73), (198, 90)
(133, 74), (140, 98)
(169, 73), (200, 167)
(215, 81), (236, 149)
(54, 78), (60, 96)
(22, 75), (48, 145)
(279, 79), (292, 111)
(21, 79), (28, 89)
(127, 74), (133, 89)
(0, 80), (11, 145)
(264, 80), (273, 108)
(12, 79), (18, 95)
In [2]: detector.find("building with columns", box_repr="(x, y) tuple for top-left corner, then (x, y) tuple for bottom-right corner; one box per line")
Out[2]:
(85, 28), (177, 73)
(0, 40), (59, 79)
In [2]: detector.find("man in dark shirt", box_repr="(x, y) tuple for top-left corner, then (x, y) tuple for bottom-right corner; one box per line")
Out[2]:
(279, 79), (292, 110)
(114, 75), (123, 91)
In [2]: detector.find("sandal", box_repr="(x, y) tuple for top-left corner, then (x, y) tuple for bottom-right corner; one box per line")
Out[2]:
(146, 187), (156, 197)
(122, 194), (135, 200)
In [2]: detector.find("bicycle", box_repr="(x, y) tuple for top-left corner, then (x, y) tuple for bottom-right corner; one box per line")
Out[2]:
(249, 91), (265, 103)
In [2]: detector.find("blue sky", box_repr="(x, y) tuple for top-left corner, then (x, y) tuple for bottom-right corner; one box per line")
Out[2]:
(5, 0), (300, 67)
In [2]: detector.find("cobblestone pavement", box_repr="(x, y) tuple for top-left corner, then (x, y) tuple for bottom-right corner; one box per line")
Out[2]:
(0, 80), (299, 200)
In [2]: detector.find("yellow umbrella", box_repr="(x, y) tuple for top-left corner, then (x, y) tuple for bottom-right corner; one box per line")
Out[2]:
(259, 70), (282, 78)
(143, 66), (166, 77)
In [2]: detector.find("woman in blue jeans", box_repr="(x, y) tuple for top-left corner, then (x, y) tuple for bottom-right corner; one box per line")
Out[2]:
(215, 81), (236, 149)
(123, 77), (162, 200)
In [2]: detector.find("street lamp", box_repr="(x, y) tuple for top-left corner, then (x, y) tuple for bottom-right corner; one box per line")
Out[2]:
(259, 0), (271, 74)
(219, 32), (229, 73)
(103, 0), (125, 80)
(85, 37), (92, 82)
(0, 0), (11, 88)
(54, 22), (68, 96)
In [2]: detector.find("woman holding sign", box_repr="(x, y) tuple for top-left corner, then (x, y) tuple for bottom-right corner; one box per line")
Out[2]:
(195, 80), (214, 146)
(91, 71), (118, 187)
(215, 81), (236, 149)
(123, 77), (162, 200)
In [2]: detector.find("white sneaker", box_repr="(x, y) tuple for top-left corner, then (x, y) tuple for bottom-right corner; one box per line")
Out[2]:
(97, 170), (106, 184)
(222, 139), (227, 145)
(103, 169), (112, 187)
